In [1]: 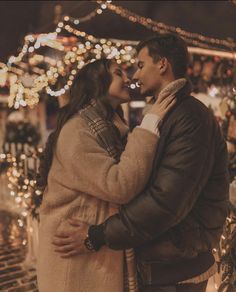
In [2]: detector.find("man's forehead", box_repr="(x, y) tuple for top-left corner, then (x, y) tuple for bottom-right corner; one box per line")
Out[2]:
(137, 47), (150, 61)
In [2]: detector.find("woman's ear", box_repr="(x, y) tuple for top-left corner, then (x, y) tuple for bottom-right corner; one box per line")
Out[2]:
(159, 57), (168, 75)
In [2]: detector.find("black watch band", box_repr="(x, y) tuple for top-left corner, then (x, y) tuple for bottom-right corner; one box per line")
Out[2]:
(84, 225), (106, 252)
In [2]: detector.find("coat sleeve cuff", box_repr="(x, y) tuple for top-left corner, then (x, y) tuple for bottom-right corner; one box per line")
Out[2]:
(88, 224), (106, 251)
(138, 113), (161, 136)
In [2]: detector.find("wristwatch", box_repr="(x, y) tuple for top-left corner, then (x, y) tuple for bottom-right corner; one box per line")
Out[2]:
(84, 224), (105, 252)
(84, 236), (96, 251)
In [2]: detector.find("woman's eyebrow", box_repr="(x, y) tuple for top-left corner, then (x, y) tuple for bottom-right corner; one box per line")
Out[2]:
(114, 68), (123, 74)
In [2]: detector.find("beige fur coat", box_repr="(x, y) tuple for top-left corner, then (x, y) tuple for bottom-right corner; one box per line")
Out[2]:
(37, 114), (158, 292)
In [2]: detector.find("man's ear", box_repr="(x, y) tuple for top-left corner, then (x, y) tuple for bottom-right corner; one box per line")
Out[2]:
(159, 57), (168, 75)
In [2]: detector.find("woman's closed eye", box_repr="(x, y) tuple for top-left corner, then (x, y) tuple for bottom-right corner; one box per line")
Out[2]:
(114, 69), (123, 77)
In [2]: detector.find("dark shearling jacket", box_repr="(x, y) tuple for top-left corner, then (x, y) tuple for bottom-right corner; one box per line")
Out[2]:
(90, 83), (229, 285)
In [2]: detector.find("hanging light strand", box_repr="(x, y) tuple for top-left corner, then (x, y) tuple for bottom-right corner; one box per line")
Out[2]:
(7, 1), (105, 67)
(4, 0), (236, 108)
(7, 27), (236, 108)
(99, 1), (236, 51)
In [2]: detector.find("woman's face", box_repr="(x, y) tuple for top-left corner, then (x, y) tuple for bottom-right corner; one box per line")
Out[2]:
(107, 62), (131, 108)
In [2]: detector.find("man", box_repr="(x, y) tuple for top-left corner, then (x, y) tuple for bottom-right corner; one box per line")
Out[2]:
(53, 34), (229, 291)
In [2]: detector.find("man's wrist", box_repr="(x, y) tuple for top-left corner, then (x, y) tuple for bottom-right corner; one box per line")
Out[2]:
(86, 224), (106, 251)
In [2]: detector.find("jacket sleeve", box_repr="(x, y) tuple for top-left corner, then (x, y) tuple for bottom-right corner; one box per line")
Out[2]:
(57, 120), (158, 205)
(97, 114), (215, 249)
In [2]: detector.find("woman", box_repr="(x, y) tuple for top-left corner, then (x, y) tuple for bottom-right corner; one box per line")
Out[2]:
(37, 59), (176, 292)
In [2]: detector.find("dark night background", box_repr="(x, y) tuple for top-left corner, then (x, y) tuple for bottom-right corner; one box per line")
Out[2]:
(0, 1), (236, 62)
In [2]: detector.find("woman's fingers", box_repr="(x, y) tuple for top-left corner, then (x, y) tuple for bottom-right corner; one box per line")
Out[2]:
(162, 98), (176, 115)
(61, 250), (78, 258)
(54, 244), (75, 253)
(154, 94), (174, 107)
(68, 218), (81, 227)
(160, 95), (175, 110)
(54, 230), (71, 238)
(52, 236), (72, 246)
(157, 90), (171, 103)
(150, 94), (176, 118)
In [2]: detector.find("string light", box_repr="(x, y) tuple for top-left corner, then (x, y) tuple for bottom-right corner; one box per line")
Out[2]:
(6, 30), (236, 108)
(0, 144), (42, 224)
(2, 0), (236, 108)
(4, 1), (111, 107)
(7, 33), (63, 69)
(10, 26), (136, 102)
(6, 0), (105, 69)
(100, 1), (236, 51)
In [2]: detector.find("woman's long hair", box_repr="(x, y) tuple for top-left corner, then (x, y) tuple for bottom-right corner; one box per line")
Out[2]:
(38, 58), (122, 193)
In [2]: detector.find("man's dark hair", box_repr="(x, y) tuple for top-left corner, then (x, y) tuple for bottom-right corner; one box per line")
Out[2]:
(137, 33), (189, 79)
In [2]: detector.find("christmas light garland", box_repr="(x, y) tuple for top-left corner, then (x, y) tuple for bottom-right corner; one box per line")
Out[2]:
(99, 1), (236, 51)
(0, 144), (43, 223)
(0, 0), (235, 109)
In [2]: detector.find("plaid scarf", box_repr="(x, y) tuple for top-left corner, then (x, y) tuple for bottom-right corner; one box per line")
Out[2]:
(79, 99), (126, 160)
(79, 99), (138, 292)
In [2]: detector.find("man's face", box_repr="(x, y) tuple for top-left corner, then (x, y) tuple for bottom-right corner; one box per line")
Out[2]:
(133, 47), (162, 97)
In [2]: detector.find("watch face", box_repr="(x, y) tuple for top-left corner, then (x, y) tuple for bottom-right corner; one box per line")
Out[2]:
(84, 237), (94, 251)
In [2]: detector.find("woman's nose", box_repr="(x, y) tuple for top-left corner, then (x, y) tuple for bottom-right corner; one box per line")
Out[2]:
(124, 75), (130, 85)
